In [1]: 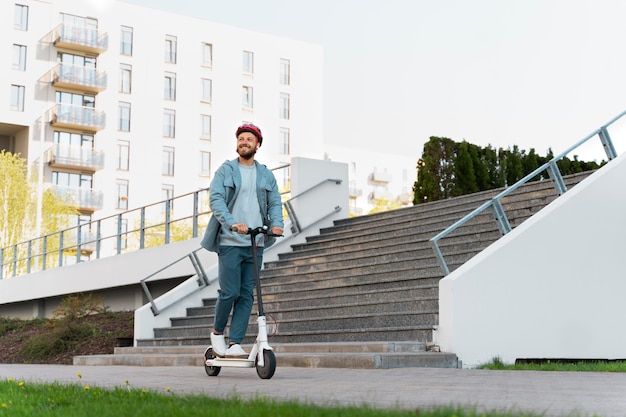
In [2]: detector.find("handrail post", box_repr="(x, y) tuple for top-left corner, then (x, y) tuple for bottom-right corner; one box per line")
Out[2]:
(192, 191), (199, 238)
(491, 198), (511, 235)
(76, 223), (82, 263)
(430, 239), (450, 276)
(140, 207), (146, 249)
(42, 236), (47, 271)
(599, 126), (618, 161)
(58, 231), (64, 267)
(12, 245), (18, 277)
(95, 219), (102, 259)
(546, 161), (567, 195)
(27, 240), (32, 274)
(164, 199), (171, 244)
(116, 214), (123, 254)
(190, 249), (209, 286)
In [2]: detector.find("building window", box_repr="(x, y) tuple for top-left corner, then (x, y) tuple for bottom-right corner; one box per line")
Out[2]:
(279, 127), (290, 155)
(201, 115), (212, 140)
(14, 4), (28, 30)
(10, 85), (25, 111)
(52, 171), (93, 188)
(162, 146), (175, 176)
(12, 44), (26, 71)
(120, 64), (132, 93)
(165, 35), (177, 64)
(201, 78), (212, 103)
(242, 86), (253, 109)
(56, 91), (95, 108)
(163, 109), (175, 138)
(164, 72), (176, 100)
(280, 58), (290, 85)
(54, 131), (94, 148)
(118, 102), (131, 132)
(117, 140), (130, 171)
(243, 51), (254, 74)
(279, 92), (290, 120)
(202, 43), (213, 67)
(116, 179), (129, 210)
(200, 151), (211, 177)
(120, 26), (133, 56)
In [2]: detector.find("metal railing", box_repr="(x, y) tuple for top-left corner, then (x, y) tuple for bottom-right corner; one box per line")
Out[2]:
(430, 109), (626, 276)
(140, 248), (210, 315)
(283, 178), (343, 234)
(0, 187), (213, 279)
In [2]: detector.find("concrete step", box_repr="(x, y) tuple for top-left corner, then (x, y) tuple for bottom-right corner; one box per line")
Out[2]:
(73, 342), (459, 369)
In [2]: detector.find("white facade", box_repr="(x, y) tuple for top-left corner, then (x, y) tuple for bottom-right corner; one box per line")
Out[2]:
(323, 145), (416, 215)
(1, 0), (324, 226)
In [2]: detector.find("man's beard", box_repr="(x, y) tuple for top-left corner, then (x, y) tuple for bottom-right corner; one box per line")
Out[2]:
(237, 145), (256, 160)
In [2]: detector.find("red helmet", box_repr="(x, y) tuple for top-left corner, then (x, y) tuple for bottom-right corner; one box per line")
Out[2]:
(236, 123), (263, 147)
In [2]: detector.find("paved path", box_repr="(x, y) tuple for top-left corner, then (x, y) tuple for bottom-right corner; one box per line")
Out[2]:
(0, 364), (624, 416)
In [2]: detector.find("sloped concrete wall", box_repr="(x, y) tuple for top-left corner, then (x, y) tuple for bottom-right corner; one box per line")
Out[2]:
(438, 152), (626, 368)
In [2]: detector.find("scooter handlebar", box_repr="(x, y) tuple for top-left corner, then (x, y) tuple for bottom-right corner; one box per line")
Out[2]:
(230, 225), (283, 237)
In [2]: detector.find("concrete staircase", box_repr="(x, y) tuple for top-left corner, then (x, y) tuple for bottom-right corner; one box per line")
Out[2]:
(74, 171), (592, 369)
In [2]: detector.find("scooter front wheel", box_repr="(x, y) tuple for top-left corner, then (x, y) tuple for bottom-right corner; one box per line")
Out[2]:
(256, 349), (276, 379)
(204, 346), (221, 377)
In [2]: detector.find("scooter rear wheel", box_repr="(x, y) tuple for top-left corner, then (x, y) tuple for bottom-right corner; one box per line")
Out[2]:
(255, 349), (276, 379)
(204, 346), (221, 377)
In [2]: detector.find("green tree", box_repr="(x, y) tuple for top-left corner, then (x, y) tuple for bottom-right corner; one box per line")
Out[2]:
(453, 141), (478, 196)
(522, 148), (540, 180)
(413, 137), (456, 204)
(0, 151), (77, 274)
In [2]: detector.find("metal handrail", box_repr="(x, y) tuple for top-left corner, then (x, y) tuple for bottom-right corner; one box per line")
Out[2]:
(430, 109), (626, 276)
(283, 178), (343, 233)
(140, 248), (209, 315)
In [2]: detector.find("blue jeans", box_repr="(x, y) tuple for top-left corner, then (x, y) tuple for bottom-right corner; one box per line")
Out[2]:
(214, 245), (263, 344)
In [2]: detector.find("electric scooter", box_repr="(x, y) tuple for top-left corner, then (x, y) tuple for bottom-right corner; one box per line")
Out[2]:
(203, 225), (282, 379)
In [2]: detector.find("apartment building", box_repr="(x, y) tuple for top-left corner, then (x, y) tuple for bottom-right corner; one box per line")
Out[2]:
(323, 145), (417, 215)
(1, 0), (325, 233)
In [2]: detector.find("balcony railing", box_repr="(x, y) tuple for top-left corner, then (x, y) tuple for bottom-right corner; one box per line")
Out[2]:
(51, 23), (108, 55)
(49, 185), (104, 212)
(45, 144), (105, 172)
(369, 171), (392, 184)
(47, 104), (106, 132)
(49, 63), (107, 93)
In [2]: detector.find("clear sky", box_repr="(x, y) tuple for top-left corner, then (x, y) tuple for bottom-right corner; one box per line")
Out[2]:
(122, 0), (626, 162)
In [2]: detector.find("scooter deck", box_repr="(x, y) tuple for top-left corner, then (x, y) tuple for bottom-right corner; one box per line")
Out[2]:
(205, 357), (255, 368)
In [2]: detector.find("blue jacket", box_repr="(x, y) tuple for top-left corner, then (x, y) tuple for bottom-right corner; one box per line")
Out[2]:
(200, 158), (284, 253)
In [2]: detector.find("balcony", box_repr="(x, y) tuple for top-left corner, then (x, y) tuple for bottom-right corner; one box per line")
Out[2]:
(49, 185), (104, 212)
(349, 187), (363, 198)
(369, 171), (392, 184)
(47, 103), (106, 132)
(49, 63), (107, 93)
(369, 190), (393, 201)
(397, 192), (413, 205)
(46, 144), (105, 172)
(50, 23), (108, 55)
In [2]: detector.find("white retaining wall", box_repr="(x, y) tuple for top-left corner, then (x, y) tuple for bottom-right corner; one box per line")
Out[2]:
(438, 152), (626, 367)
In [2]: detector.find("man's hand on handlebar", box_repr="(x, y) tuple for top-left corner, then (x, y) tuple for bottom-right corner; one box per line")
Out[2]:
(230, 223), (248, 234)
(230, 224), (283, 237)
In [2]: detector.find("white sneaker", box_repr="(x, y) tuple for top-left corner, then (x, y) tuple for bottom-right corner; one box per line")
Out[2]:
(225, 344), (248, 358)
(210, 332), (227, 358)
